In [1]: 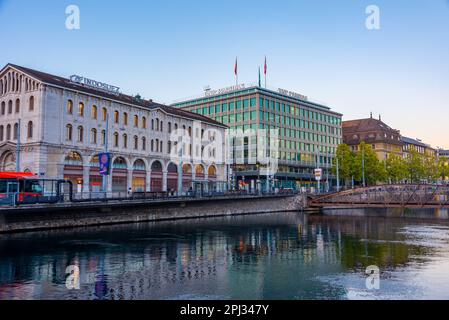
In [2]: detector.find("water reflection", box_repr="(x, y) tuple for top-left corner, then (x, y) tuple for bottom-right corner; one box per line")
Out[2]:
(1, 212), (449, 300)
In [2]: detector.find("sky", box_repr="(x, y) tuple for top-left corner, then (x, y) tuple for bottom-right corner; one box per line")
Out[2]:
(0, 0), (448, 148)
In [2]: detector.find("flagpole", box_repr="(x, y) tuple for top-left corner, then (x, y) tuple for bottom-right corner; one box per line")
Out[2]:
(264, 56), (267, 89)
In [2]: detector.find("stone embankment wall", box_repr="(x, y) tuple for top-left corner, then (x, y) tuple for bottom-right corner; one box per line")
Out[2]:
(0, 194), (306, 233)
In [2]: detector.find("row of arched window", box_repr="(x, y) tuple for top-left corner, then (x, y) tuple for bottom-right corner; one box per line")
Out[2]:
(0, 121), (33, 141)
(0, 72), (39, 96)
(0, 97), (34, 116)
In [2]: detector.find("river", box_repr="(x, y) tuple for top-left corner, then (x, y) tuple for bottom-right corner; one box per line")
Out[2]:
(1, 209), (449, 300)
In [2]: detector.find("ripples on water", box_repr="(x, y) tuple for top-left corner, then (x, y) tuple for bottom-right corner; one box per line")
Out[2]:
(1, 211), (449, 300)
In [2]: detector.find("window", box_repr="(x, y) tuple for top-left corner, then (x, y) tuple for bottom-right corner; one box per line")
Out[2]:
(15, 99), (20, 113)
(78, 102), (84, 117)
(0, 125), (3, 141)
(142, 137), (146, 151)
(27, 121), (33, 138)
(102, 108), (107, 121)
(168, 122), (172, 133)
(91, 128), (97, 144)
(142, 117), (147, 129)
(1, 101), (5, 115)
(6, 124), (11, 140)
(134, 136), (138, 150)
(92, 105), (98, 119)
(134, 115), (138, 127)
(8, 100), (12, 114)
(66, 124), (73, 141)
(123, 112), (128, 125)
(114, 111), (119, 123)
(101, 130), (106, 145)
(122, 134), (128, 148)
(29, 96), (34, 111)
(113, 132), (119, 147)
(77, 126), (83, 142)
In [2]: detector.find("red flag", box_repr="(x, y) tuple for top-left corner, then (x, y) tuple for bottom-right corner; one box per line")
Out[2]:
(234, 57), (238, 76)
(264, 56), (267, 75)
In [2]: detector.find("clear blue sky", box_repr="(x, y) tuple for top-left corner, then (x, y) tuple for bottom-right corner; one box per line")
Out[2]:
(1, 0), (448, 148)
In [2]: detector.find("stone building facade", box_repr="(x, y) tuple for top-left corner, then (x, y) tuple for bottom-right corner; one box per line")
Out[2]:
(0, 64), (227, 194)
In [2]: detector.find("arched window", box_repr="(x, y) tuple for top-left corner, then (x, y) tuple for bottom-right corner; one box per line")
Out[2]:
(134, 115), (138, 127)
(64, 151), (83, 166)
(156, 118), (159, 131)
(29, 96), (34, 111)
(0, 125), (3, 141)
(67, 100), (73, 114)
(92, 105), (97, 119)
(8, 100), (12, 114)
(151, 139), (154, 152)
(13, 123), (18, 140)
(1, 101), (5, 115)
(78, 102), (84, 117)
(15, 99), (20, 113)
(151, 119), (154, 130)
(101, 130), (106, 145)
(66, 124), (73, 141)
(114, 111), (119, 123)
(123, 112), (128, 125)
(160, 121), (163, 132)
(77, 126), (83, 142)
(160, 140), (163, 153)
(27, 121), (33, 138)
(142, 137), (146, 151)
(142, 116), (147, 129)
(91, 128), (97, 144)
(122, 134), (128, 148)
(168, 122), (172, 133)
(6, 124), (11, 140)
(113, 132), (119, 147)
(134, 135), (138, 150)
(102, 108), (107, 121)
(155, 139), (159, 152)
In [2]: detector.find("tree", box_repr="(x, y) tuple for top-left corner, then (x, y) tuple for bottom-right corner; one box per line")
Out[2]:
(423, 154), (439, 182)
(386, 154), (408, 183)
(332, 144), (356, 186)
(353, 142), (385, 186)
(439, 157), (449, 181)
(406, 150), (426, 183)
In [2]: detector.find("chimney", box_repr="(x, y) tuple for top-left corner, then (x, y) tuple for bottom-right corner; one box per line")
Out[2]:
(370, 112), (373, 119)
(379, 114), (382, 121)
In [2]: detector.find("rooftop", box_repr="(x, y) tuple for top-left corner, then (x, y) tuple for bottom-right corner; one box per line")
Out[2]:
(2, 63), (226, 128)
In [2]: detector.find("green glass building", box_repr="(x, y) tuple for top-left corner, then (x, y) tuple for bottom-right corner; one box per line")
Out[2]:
(172, 84), (342, 191)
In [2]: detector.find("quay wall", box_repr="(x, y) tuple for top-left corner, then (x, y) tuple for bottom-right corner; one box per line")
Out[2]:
(0, 194), (306, 233)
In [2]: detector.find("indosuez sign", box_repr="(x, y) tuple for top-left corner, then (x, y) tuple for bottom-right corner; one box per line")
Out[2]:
(314, 168), (322, 181)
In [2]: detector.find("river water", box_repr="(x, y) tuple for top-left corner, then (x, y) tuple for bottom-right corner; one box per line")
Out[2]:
(1, 210), (449, 300)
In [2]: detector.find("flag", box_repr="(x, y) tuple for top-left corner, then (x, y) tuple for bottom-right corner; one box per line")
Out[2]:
(264, 56), (267, 75)
(258, 67), (261, 87)
(234, 57), (238, 76)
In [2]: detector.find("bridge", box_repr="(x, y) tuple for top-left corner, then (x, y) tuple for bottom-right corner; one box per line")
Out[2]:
(309, 184), (449, 209)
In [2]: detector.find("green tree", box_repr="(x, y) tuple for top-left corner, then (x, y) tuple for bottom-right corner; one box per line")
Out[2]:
(332, 144), (356, 186)
(423, 154), (439, 182)
(439, 157), (449, 181)
(386, 154), (408, 183)
(406, 150), (426, 183)
(353, 142), (385, 186)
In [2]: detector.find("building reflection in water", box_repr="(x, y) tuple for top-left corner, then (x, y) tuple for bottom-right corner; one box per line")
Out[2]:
(0, 211), (448, 300)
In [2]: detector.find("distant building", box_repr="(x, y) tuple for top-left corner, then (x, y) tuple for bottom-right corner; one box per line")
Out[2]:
(402, 137), (436, 158)
(438, 149), (449, 159)
(342, 114), (403, 161)
(172, 83), (343, 190)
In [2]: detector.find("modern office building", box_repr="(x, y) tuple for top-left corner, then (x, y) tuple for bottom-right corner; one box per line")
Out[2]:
(402, 136), (436, 158)
(0, 64), (227, 194)
(172, 84), (343, 190)
(342, 114), (403, 161)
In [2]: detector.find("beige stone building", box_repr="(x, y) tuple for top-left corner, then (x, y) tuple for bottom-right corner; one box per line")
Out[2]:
(0, 64), (227, 194)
